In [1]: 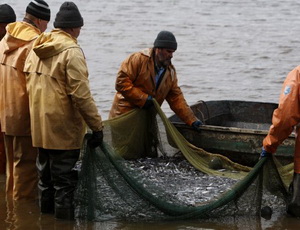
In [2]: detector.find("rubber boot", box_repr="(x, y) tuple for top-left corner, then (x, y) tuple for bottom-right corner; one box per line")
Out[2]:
(54, 194), (75, 220)
(287, 173), (300, 217)
(51, 149), (79, 220)
(55, 208), (74, 220)
(37, 149), (55, 214)
(39, 190), (55, 214)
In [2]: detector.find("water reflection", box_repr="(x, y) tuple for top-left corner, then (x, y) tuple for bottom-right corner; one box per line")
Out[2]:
(5, 199), (40, 230)
(2, 197), (71, 230)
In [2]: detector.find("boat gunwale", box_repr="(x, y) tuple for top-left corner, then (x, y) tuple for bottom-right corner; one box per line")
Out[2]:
(172, 122), (295, 138)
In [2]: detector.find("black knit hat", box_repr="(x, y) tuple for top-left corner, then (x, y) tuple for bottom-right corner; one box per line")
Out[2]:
(54, 2), (84, 28)
(0, 4), (16, 23)
(26, 0), (51, 21)
(154, 31), (177, 50)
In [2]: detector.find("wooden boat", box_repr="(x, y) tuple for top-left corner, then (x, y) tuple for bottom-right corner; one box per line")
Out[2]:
(168, 100), (294, 166)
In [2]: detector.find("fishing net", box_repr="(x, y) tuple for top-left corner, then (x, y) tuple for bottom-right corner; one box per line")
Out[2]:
(75, 100), (293, 221)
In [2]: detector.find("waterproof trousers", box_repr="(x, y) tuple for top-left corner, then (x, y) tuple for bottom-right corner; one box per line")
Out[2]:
(294, 127), (300, 173)
(37, 148), (80, 220)
(287, 173), (300, 217)
(0, 129), (5, 174)
(4, 135), (38, 200)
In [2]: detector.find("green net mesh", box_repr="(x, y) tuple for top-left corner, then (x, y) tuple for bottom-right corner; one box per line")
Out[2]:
(74, 100), (293, 221)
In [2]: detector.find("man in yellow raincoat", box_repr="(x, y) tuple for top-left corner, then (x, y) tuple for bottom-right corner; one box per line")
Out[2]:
(0, 4), (16, 175)
(262, 66), (300, 217)
(24, 2), (104, 220)
(109, 31), (202, 158)
(0, 0), (50, 201)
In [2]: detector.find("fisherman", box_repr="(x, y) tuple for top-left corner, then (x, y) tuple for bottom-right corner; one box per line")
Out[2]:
(262, 66), (300, 217)
(24, 1), (104, 220)
(0, 4), (16, 175)
(0, 0), (50, 200)
(109, 30), (202, 158)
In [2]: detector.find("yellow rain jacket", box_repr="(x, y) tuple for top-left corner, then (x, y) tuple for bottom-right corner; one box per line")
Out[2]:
(263, 66), (300, 173)
(0, 22), (41, 136)
(109, 48), (197, 125)
(24, 29), (103, 150)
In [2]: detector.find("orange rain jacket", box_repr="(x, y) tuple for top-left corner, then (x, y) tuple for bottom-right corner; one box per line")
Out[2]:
(263, 66), (300, 173)
(0, 22), (41, 136)
(109, 48), (198, 126)
(24, 29), (103, 150)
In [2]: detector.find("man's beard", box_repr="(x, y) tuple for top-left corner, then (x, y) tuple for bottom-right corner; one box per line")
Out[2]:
(156, 52), (171, 68)
(160, 59), (171, 68)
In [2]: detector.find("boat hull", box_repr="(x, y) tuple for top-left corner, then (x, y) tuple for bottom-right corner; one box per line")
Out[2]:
(168, 100), (294, 166)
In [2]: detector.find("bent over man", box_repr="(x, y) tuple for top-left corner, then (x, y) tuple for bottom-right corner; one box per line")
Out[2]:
(262, 66), (300, 217)
(109, 31), (202, 158)
(24, 1), (103, 220)
(0, 0), (50, 200)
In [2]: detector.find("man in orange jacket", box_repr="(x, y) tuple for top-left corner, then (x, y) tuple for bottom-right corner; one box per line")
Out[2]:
(262, 66), (300, 217)
(0, 4), (16, 174)
(109, 31), (202, 158)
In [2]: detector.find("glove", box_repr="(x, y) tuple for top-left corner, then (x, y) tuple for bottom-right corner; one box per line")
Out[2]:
(192, 120), (203, 131)
(143, 95), (153, 109)
(261, 147), (272, 157)
(88, 130), (103, 148)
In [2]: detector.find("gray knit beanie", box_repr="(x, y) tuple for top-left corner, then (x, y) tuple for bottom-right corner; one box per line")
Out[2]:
(54, 2), (84, 28)
(26, 0), (51, 21)
(0, 4), (16, 23)
(154, 31), (177, 50)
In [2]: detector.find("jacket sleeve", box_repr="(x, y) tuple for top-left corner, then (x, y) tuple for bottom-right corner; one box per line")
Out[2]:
(263, 67), (300, 153)
(115, 53), (148, 108)
(165, 69), (197, 126)
(65, 48), (103, 131)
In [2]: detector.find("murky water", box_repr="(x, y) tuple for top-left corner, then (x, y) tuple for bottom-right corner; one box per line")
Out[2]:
(2, 0), (300, 229)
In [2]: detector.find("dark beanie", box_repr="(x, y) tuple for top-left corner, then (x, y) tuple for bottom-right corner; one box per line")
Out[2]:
(154, 31), (177, 50)
(26, 0), (51, 21)
(0, 4), (16, 23)
(54, 2), (84, 28)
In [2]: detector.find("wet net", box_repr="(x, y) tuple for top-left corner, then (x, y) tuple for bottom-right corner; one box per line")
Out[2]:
(75, 100), (293, 221)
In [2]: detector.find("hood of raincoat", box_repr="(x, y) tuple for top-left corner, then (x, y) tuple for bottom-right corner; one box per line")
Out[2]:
(32, 29), (79, 59)
(3, 22), (40, 55)
(0, 21), (41, 136)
